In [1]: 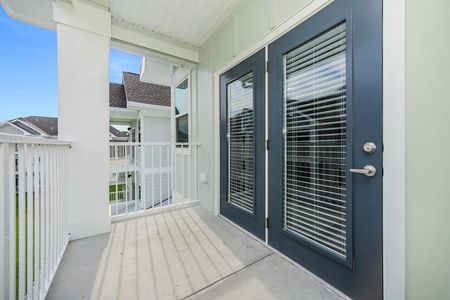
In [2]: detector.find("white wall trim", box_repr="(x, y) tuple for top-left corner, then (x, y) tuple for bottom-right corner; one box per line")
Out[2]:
(0, 0), (55, 30)
(53, 0), (111, 37)
(212, 0), (334, 77)
(213, 0), (406, 299)
(383, 0), (406, 298)
(111, 21), (199, 63)
(127, 101), (171, 112)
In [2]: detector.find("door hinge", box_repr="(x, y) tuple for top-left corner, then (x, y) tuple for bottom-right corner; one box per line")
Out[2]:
(266, 139), (270, 150)
(265, 61), (269, 73)
(265, 217), (269, 228)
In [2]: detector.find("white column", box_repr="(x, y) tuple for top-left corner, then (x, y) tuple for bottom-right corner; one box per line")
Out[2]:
(54, 0), (111, 239)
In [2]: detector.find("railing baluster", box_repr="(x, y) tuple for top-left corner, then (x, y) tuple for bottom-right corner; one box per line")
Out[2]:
(9, 144), (16, 300)
(134, 169), (138, 212)
(44, 146), (50, 290)
(181, 154), (185, 202)
(188, 152), (191, 203)
(17, 144), (26, 300)
(152, 146), (155, 208)
(167, 146), (171, 206)
(125, 170), (128, 214)
(33, 145), (40, 299)
(39, 146), (45, 298)
(159, 146), (163, 206)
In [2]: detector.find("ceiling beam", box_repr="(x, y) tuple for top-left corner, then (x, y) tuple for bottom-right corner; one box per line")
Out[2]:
(111, 20), (199, 63)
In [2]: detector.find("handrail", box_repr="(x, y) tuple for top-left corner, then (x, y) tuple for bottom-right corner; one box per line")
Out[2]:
(0, 133), (72, 146)
(109, 141), (200, 147)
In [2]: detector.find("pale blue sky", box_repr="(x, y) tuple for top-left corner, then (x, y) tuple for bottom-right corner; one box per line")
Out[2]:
(0, 6), (141, 121)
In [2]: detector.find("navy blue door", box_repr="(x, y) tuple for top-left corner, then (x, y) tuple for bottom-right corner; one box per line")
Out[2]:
(220, 49), (265, 240)
(268, 1), (383, 299)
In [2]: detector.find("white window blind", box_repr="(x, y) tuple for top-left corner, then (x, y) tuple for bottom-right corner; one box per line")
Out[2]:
(283, 23), (348, 257)
(227, 72), (254, 212)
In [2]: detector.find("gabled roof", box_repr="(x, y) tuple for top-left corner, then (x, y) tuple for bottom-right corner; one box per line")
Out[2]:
(109, 125), (129, 138)
(10, 119), (41, 135)
(22, 116), (58, 136)
(122, 72), (171, 107)
(2, 116), (128, 139)
(109, 72), (171, 109)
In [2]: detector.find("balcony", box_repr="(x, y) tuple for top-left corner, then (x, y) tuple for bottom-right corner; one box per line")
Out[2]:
(46, 206), (343, 300)
(0, 133), (343, 300)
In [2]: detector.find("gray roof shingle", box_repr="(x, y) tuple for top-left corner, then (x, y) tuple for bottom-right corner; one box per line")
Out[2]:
(109, 83), (127, 108)
(122, 72), (171, 107)
(22, 116), (58, 136)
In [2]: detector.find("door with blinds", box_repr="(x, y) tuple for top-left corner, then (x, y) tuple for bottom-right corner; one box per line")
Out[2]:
(268, 0), (382, 299)
(220, 49), (265, 240)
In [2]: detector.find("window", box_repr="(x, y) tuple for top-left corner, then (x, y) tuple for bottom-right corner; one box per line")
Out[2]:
(175, 78), (189, 145)
(283, 23), (348, 257)
(227, 72), (254, 212)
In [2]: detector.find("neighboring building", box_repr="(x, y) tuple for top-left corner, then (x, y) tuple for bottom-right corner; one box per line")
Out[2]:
(0, 72), (170, 143)
(0, 116), (129, 141)
(0, 116), (58, 138)
(109, 71), (171, 144)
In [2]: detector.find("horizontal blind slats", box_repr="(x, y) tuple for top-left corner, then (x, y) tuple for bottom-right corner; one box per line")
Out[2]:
(227, 72), (255, 212)
(283, 23), (348, 257)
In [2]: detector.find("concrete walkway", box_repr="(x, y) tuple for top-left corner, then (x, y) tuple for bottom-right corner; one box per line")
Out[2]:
(47, 206), (343, 300)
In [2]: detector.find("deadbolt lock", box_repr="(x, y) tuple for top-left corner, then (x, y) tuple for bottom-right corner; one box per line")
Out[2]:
(363, 142), (377, 154)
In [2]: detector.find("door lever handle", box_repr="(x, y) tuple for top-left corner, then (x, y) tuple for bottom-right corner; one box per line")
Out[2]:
(350, 165), (376, 177)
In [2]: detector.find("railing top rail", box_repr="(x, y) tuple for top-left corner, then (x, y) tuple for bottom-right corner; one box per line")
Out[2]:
(0, 133), (72, 146)
(109, 141), (200, 147)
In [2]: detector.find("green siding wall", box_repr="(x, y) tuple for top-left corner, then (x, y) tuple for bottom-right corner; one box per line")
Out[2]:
(205, 0), (310, 71)
(198, 1), (450, 298)
(406, 1), (450, 299)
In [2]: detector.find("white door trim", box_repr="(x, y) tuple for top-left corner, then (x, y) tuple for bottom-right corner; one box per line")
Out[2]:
(213, 1), (405, 299)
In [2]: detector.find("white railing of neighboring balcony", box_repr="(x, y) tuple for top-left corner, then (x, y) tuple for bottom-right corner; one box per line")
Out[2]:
(0, 133), (71, 300)
(109, 142), (199, 218)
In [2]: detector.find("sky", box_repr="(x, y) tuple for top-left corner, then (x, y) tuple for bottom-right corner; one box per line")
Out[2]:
(0, 6), (141, 121)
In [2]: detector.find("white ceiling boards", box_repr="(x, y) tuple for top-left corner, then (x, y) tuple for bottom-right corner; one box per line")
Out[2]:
(111, 0), (243, 47)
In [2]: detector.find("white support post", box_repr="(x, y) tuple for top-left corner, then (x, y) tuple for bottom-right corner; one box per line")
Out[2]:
(54, 0), (111, 239)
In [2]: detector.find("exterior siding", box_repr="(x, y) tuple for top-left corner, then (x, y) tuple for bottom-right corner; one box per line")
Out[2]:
(406, 0), (450, 298)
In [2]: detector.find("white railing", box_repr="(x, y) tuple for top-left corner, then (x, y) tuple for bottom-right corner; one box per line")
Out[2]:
(0, 133), (71, 300)
(109, 143), (136, 167)
(109, 142), (199, 218)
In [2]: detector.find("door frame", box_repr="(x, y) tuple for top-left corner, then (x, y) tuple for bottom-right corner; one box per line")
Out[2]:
(212, 0), (405, 299)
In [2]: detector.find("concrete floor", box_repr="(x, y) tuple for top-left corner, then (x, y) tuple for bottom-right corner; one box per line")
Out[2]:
(47, 206), (344, 300)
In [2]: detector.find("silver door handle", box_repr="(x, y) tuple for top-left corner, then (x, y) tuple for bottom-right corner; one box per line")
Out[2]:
(350, 165), (376, 177)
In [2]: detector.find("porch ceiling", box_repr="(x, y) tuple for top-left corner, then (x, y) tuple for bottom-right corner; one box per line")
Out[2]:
(111, 0), (243, 47)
